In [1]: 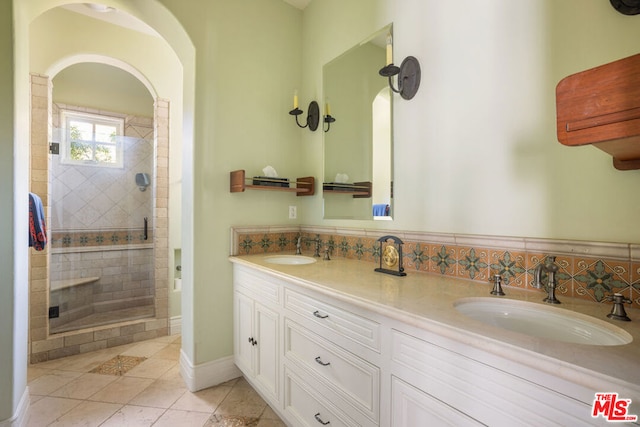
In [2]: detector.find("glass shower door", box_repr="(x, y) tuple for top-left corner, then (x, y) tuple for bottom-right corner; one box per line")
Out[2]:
(48, 111), (155, 334)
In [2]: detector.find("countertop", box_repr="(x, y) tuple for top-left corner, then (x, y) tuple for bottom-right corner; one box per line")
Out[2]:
(229, 253), (640, 399)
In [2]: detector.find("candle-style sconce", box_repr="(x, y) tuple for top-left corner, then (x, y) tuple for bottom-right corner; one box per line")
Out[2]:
(289, 101), (320, 131)
(379, 56), (421, 100)
(323, 100), (336, 132)
(323, 113), (336, 132)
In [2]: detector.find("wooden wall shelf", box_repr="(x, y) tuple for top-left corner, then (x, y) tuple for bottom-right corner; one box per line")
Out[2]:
(322, 181), (372, 198)
(230, 170), (315, 196)
(556, 53), (640, 170)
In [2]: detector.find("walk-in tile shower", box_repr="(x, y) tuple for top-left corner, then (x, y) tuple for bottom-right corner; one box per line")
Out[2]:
(48, 104), (156, 333)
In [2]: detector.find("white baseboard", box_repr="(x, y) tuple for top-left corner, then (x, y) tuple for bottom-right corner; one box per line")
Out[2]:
(169, 316), (181, 336)
(179, 349), (242, 392)
(0, 387), (30, 427)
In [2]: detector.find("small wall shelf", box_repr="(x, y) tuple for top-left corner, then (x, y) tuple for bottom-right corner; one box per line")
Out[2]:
(323, 181), (372, 198)
(230, 170), (315, 196)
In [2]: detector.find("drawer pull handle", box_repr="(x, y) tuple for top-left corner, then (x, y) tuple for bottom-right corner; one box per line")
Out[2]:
(315, 356), (331, 366)
(314, 413), (330, 425)
(313, 310), (329, 319)
(248, 337), (257, 346)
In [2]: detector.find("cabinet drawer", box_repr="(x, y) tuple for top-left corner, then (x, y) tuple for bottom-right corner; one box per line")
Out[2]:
(392, 376), (481, 426)
(283, 366), (363, 427)
(285, 320), (379, 422)
(233, 266), (280, 305)
(391, 329), (595, 426)
(284, 288), (380, 352)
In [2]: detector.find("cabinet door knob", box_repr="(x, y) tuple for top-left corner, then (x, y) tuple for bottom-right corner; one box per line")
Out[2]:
(313, 310), (329, 319)
(314, 413), (330, 425)
(314, 356), (331, 366)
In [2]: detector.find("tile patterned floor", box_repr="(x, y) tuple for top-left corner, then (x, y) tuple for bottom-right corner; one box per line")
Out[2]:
(27, 334), (286, 426)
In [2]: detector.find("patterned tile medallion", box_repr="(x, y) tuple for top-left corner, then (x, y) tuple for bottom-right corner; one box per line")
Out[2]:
(405, 242), (429, 272)
(89, 355), (147, 376)
(430, 245), (456, 276)
(489, 250), (526, 287)
(457, 247), (489, 281)
(573, 258), (630, 302)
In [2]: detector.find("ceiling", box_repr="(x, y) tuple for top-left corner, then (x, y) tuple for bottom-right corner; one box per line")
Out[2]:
(62, 3), (158, 36)
(63, 1), (310, 37)
(282, 0), (311, 9)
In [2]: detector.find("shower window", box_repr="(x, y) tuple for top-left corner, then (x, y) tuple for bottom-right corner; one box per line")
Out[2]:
(60, 110), (124, 168)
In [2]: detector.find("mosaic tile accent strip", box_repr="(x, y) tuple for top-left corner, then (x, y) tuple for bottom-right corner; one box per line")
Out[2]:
(234, 230), (640, 309)
(89, 355), (147, 376)
(207, 414), (259, 426)
(51, 229), (153, 248)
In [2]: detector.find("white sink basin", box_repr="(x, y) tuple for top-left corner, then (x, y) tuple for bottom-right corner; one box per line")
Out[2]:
(454, 297), (632, 346)
(264, 255), (317, 265)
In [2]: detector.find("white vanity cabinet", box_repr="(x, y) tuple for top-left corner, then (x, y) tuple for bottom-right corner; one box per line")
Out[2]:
(282, 288), (381, 426)
(388, 327), (601, 427)
(232, 260), (637, 427)
(233, 267), (281, 405)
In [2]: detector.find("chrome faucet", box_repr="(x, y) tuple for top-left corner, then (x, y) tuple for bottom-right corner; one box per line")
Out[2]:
(533, 255), (561, 304)
(295, 234), (321, 257)
(295, 235), (303, 255)
(308, 235), (321, 257)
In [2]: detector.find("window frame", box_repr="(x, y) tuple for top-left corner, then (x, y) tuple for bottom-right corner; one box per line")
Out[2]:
(60, 110), (125, 168)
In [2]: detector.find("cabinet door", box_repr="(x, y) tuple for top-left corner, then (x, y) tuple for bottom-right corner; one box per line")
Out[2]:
(392, 377), (482, 427)
(234, 291), (254, 375)
(254, 302), (279, 402)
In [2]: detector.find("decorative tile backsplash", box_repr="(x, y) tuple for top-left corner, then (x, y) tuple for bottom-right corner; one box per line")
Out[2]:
(51, 229), (153, 248)
(231, 226), (640, 309)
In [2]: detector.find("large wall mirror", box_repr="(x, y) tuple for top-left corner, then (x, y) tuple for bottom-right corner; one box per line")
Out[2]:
(323, 25), (393, 220)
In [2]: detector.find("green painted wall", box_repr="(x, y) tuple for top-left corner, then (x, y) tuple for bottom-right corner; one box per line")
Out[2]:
(53, 63), (154, 117)
(302, 0), (640, 244)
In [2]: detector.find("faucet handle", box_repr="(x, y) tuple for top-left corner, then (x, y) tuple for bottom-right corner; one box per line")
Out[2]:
(606, 293), (632, 321)
(490, 274), (505, 296)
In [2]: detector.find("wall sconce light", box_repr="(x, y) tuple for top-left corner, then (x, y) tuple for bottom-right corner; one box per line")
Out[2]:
(289, 90), (320, 131)
(379, 57), (421, 100)
(379, 34), (421, 100)
(323, 100), (336, 132)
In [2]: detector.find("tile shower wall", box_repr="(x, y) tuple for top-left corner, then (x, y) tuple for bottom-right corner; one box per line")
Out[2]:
(232, 226), (640, 310)
(49, 247), (154, 332)
(51, 102), (154, 235)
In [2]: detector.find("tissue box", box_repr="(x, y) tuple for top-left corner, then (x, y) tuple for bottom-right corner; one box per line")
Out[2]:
(252, 176), (290, 188)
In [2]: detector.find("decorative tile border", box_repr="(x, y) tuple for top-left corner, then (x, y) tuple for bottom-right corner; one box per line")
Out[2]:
(51, 229), (153, 248)
(231, 226), (640, 309)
